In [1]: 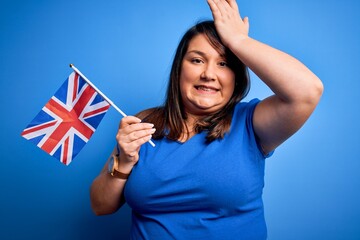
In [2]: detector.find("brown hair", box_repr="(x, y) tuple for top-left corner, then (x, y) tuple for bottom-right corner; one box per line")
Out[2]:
(139, 20), (250, 142)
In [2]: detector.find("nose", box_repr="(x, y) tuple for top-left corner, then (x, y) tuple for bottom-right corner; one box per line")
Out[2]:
(200, 64), (217, 81)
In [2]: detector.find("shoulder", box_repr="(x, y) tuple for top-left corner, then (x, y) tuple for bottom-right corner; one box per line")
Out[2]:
(231, 98), (273, 158)
(233, 99), (260, 118)
(231, 99), (261, 136)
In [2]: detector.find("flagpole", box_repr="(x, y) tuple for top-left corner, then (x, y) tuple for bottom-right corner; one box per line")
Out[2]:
(69, 64), (155, 147)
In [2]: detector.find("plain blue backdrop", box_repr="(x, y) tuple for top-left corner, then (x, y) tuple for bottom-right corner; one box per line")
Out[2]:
(1, 0), (359, 239)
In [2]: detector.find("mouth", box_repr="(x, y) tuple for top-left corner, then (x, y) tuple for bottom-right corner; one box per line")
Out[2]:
(194, 85), (219, 93)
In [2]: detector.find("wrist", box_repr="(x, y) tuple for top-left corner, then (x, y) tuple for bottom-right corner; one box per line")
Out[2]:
(117, 159), (135, 175)
(226, 35), (250, 53)
(108, 154), (133, 179)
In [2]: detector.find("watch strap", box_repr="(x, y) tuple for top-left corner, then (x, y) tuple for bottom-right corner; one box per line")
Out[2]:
(111, 169), (130, 179)
(111, 154), (131, 179)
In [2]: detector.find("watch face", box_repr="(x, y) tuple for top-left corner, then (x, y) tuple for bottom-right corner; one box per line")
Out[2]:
(108, 156), (114, 174)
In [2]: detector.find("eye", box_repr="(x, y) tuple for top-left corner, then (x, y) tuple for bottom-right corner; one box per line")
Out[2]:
(219, 61), (228, 67)
(191, 58), (204, 64)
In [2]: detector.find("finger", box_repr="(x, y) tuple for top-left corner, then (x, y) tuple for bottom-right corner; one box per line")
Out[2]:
(226, 0), (239, 11)
(132, 134), (153, 148)
(224, 0), (242, 20)
(119, 116), (142, 128)
(119, 116), (154, 134)
(127, 128), (156, 142)
(117, 124), (154, 146)
(122, 122), (154, 135)
(244, 16), (249, 31)
(121, 134), (152, 157)
(117, 121), (155, 143)
(207, 0), (222, 19)
(212, 0), (230, 17)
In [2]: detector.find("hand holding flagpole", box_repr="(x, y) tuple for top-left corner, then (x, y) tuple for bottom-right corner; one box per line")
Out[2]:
(70, 64), (156, 147)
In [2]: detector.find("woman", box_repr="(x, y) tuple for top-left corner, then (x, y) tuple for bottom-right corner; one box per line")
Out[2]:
(90, 0), (323, 239)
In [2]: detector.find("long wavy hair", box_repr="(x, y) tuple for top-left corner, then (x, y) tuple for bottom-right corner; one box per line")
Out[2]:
(139, 20), (250, 142)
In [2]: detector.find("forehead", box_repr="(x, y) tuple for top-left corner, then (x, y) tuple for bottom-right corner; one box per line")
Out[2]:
(187, 34), (224, 57)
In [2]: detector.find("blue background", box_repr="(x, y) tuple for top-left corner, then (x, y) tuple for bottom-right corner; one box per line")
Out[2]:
(1, 0), (359, 239)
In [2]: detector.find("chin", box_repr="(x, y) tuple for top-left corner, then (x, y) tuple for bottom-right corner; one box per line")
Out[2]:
(192, 105), (221, 115)
(184, 98), (225, 115)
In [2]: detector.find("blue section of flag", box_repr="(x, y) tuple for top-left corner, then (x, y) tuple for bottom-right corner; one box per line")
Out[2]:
(78, 76), (87, 94)
(92, 93), (105, 105)
(84, 112), (107, 130)
(28, 134), (46, 146)
(53, 78), (69, 104)
(26, 110), (55, 128)
(73, 134), (86, 158)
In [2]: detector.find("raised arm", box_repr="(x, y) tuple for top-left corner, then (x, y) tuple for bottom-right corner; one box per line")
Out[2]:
(90, 116), (155, 215)
(207, 0), (324, 154)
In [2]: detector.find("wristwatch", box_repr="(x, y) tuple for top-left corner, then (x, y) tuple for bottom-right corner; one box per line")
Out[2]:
(108, 154), (131, 179)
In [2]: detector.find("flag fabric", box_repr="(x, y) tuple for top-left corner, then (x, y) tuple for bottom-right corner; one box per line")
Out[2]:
(21, 72), (110, 165)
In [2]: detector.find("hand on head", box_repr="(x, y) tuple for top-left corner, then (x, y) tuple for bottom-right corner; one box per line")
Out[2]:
(206, 0), (249, 47)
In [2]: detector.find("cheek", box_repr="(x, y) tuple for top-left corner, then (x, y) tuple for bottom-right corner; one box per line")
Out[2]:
(221, 73), (236, 96)
(179, 66), (197, 92)
(226, 84), (236, 100)
(180, 65), (197, 84)
(179, 77), (191, 100)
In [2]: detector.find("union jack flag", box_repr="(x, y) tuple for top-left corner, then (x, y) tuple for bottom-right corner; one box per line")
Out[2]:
(21, 72), (110, 165)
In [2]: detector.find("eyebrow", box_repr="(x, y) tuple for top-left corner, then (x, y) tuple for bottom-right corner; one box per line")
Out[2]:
(186, 50), (207, 57)
(186, 50), (226, 58)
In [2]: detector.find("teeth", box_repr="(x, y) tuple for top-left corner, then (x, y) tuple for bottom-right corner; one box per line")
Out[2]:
(197, 86), (215, 91)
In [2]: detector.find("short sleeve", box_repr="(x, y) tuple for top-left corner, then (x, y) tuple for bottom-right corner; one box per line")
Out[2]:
(233, 99), (274, 159)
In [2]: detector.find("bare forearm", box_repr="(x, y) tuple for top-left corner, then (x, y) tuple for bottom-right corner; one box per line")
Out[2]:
(207, 0), (323, 153)
(90, 170), (126, 215)
(207, 0), (322, 102)
(90, 116), (154, 215)
(229, 37), (323, 103)
(235, 37), (323, 153)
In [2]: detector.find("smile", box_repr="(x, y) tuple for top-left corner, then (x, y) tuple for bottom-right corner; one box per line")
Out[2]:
(194, 85), (219, 93)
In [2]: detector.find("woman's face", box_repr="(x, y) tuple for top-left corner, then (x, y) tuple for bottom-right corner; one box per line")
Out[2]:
(180, 34), (235, 117)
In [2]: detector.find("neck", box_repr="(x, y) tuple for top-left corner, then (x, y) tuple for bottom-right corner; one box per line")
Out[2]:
(178, 115), (198, 142)
(184, 112), (199, 128)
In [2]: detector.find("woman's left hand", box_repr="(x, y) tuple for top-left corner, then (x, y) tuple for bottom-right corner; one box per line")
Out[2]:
(206, 0), (249, 48)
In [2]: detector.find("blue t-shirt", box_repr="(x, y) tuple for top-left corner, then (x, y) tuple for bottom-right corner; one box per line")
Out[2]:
(124, 99), (272, 240)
